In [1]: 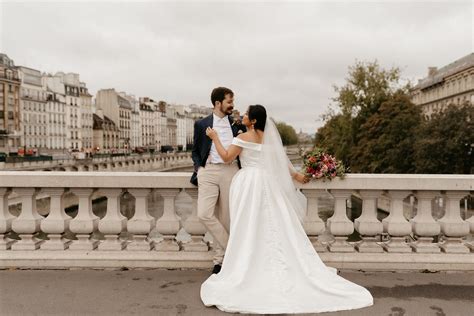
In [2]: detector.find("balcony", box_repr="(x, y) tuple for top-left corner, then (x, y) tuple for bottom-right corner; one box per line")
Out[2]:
(0, 173), (472, 271)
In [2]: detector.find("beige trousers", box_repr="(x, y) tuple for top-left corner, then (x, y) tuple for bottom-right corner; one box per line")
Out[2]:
(197, 162), (239, 265)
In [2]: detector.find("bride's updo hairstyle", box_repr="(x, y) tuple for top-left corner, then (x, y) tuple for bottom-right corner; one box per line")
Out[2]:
(248, 104), (267, 131)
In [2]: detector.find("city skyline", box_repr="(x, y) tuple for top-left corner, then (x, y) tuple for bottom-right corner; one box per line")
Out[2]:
(1, 0), (472, 133)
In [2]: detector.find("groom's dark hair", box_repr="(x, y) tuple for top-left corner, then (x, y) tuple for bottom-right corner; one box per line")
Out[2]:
(211, 87), (233, 107)
(248, 104), (267, 131)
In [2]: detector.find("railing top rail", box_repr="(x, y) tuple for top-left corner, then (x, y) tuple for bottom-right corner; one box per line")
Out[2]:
(0, 172), (472, 191)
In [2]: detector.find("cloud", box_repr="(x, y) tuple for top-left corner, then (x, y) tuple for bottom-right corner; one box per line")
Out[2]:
(1, 0), (472, 133)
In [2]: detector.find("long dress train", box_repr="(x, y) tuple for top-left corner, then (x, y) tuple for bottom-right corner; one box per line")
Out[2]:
(201, 137), (373, 314)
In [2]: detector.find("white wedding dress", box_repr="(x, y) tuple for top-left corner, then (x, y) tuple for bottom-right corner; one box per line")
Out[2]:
(200, 121), (373, 314)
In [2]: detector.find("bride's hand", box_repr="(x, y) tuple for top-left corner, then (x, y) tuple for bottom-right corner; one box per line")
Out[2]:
(206, 127), (218, 140)
(293, 172), (309, 184)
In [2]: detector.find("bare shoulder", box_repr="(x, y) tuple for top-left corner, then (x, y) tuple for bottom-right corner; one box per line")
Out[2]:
(236, 132), (252, 141)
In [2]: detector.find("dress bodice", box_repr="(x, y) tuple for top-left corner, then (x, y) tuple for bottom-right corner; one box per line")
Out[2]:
(231, 137), (262, 168)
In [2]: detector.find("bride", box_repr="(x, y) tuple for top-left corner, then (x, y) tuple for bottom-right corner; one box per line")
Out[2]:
(201, 104), (373, 314)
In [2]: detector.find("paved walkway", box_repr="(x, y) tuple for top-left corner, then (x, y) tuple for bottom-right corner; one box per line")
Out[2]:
(1, 269), (473, 316)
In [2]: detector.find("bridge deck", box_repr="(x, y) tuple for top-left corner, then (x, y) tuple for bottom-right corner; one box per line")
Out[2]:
(1, 269), (473, 315)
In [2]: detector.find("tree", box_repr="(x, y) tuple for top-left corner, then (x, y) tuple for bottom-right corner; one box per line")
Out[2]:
(349, 93), (422, 173)
(316, 60), (408, 167)
(314, 113), (352, 167)
(276, 122), (298, 146)
(414, 103), (473, 174)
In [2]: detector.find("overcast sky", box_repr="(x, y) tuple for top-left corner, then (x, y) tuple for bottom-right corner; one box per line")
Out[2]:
(1, 0), (472, 133)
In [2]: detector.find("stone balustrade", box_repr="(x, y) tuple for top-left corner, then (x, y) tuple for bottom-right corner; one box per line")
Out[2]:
(0, 172), (472, 271)
(0, 152), (193, 172)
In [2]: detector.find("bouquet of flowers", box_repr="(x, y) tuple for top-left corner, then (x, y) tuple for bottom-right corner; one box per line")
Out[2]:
(302, 147), (346, 181)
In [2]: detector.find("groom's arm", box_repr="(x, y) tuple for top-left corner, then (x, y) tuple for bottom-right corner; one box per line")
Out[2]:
(191, 121), (201, 172)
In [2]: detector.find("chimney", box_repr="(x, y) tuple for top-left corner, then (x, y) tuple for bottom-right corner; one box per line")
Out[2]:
(428, 67), (437, 77)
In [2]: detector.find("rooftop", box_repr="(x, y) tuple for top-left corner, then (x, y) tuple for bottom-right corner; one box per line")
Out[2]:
(415, 53), (474, 90)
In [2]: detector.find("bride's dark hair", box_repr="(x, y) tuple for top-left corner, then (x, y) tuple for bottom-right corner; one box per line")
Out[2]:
(248, 104), (267, 131)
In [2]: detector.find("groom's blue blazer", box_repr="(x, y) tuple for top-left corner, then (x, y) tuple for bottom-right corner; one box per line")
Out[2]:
(190, 114), (246, 186)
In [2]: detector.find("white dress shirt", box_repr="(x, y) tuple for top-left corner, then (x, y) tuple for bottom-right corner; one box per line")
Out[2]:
(208, 114), (234, 164)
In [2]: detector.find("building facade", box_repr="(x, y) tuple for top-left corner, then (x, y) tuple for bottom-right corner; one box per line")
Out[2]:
(411, 53), (474, 117)
(43, 72), (92, 152)
(93, 109), (119, 154)
(96, 89), (132, 153)
(45, 91), (67, 150)
(79, 82), (93, 155)
(0, 54), (21, 154)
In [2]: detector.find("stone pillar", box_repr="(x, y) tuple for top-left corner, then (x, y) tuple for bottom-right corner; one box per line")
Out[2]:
(127, 189), (155, 251)
(40, 188), (72, 250)
(98, 188), (127, 250)
(182, 188), (208, 251)
(155, 189), (180, 251)
(12, 188), (44, 250)
(327, 190), (354, 252)
(410, 191), (440, 253)
(382, 190), (412, 253)
(467, 204), (474, 251)
(69, 188), (99, 250)
(301, 189), (327, 252)
(438, 191), (470, 253)
(0, 188), (14, 250)
(354, 190), (384, 253)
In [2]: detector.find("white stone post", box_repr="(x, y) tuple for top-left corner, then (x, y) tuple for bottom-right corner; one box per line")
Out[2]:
(0, 188), (14, 250)
(438, 191), (470, 253)
(98, 188), (127, 250)
(155, 189), (181, 251)
(182, 188), (208, 252)
(11, 188), (44, 250)
(40, 188), (72, 250)
(69, 188), (99, 250)
(382, 190), (412, 253)
(410, 191), (440, 253)
(127, 189), (155, 250)
(354, 190), (384, 253)
(467, 196), (474, 251)
(301, 189), (327, 252)
(327, 190), (354, 252)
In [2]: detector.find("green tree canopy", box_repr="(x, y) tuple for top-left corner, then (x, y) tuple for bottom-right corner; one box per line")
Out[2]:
(349, 92), (422, 173)
(276, 121), (298, 146)
(316, 60), (407, 167)
(414, 103), (473, 174)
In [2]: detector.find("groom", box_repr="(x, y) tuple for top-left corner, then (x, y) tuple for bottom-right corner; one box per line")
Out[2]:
(191, 87), (246, 274)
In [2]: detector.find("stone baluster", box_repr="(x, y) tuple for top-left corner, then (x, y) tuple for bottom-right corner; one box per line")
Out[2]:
(155, 189), (181, 251)
(40, 188), (72, 250)
(0, 188), (14, 250)
(182, 188), (208, 251)
(301, 189), (327, 252)
(354, 190), (384, 252)
(127, 189), (155, 251)
(11, 188), (44, 250)
(410, 191), (440, 253)
(467, 196), (474, 251)
(69, 188), (99, 250)
(438, 191), (470, 253)
(327, 190), (354, 252)
(98, 188), (127, 250)
(382, 190), (412, 252)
